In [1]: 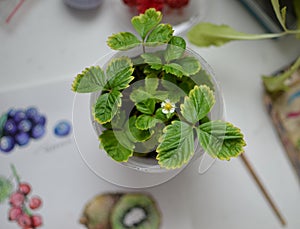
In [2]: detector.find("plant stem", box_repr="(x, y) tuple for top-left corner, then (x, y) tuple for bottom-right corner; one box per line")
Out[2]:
(10, 164), (20, 184)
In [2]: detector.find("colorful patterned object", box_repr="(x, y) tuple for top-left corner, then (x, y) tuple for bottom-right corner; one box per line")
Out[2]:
(264, 63), (300, 180)
(0, 107), (46, 153)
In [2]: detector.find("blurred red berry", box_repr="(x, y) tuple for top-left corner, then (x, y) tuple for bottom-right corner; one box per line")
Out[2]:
(17, 214), (32, 228)
(18, 183), (31, 195)
(9, 192), (25, 207)
(8, 207), (23, 221)
(31, 215), (43, 227)
(136, 0), (164, 13)
(29, 196), (42, 210)
(122, 0), (137, 6)
(165, 0), (189, 8)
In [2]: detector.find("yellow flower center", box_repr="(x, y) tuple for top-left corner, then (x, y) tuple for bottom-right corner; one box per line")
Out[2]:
(164, 102), (173, 111)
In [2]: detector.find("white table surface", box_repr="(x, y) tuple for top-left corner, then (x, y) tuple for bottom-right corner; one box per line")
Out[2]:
(1, 0), (300, 228)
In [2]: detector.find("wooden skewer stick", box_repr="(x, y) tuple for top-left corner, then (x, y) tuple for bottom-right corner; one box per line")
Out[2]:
(240, 153), (286, 226)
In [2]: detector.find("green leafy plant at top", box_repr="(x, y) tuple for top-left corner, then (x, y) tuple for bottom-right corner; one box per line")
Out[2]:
(72, 8), (246, 169)
(187, 0), (300, 93)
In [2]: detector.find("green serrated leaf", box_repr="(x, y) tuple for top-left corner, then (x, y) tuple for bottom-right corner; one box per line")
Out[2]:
(130, 88), (168, 103)
(0, 177), (13, 203)
(172, 56), (201, 76)
(136, 99), (156, 115)
(0, 113), (8, 138)
(197, 121), (246, 160)
(127, 116), (152, 142)
(105, 57), (134, 90)
(164, 36), (186, 62)
(141, 53), (163, 70)
(99, 130), (134, 162)
(181, 85), (215, 124)
(145, 76), (159, 93)
(93, 91), (122, 124)
(157, 120), (194, 169)
(72, 66), (106, 93)
(271, 0), (287, 31)
(107, 32), (141, 51)
(146, 24), (174, 45)
(131, 8), (162, 40)
(135, 114), (158, 130)
(187, 23), (280, 47)
(163, 63), (184, 77)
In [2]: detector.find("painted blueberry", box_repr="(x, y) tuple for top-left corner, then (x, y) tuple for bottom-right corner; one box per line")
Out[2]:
(25, 107), (39, 119)
(0, 136), (15, 152)
(13, 110), (27, 123)
(18, 119), (33, 133)
(30, 114), (46, 126)
(30, 125), (45, 139)
(7, 109), (17, 118)
(54, 121), (71, 137)
(4, 119), (18, 136)
(15, 132), (30, 146)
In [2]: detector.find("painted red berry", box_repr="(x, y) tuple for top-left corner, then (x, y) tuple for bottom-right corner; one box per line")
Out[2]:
(136, 0), (164, 13)
(29, 196), (42, 210)
(8, 207), (23, 221)
(31, 214), (43, 227)
(18, 183), (31, 195)
(9, 192), (25, 207)
(165, 0), (189, 8)
(122, 0), (137, 6)
(17, 214), (32, 228)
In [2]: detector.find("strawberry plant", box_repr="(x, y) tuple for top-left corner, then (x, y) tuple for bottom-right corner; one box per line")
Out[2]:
(72, 9), (246, 169)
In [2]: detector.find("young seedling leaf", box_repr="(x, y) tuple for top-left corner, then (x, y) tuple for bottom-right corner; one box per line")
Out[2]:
(181, 85), (215, 124)
(72, 66), (106, 93)
(172, 56), (201, 76)
(164, 36), (186, 62)
(141, 53), (163, 70)
(93, 90), (122, 124)
(262, 57), (300, 93)
(136, 99), (156, 115)
(131, 8), (162, 40)
(187, 23), (280, 47)
(197, 121), (246, 160)
(146, 24), (174, 45)
(105, 57), (134, 90)
(0, 177), (12, 203)
(157, 120), (194, 169)
(99, 130), (133, 162)
(136, 114), (158, 130)
(271, 0), (287, 31)
(107, 32), (141, 51)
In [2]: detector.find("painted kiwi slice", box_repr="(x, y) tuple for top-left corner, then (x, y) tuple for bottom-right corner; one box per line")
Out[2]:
(80, 193), (122, 229)
(110, 193), (161, 229)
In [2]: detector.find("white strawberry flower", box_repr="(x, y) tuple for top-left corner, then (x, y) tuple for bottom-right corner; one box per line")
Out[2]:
(161, 99), (175, 114)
